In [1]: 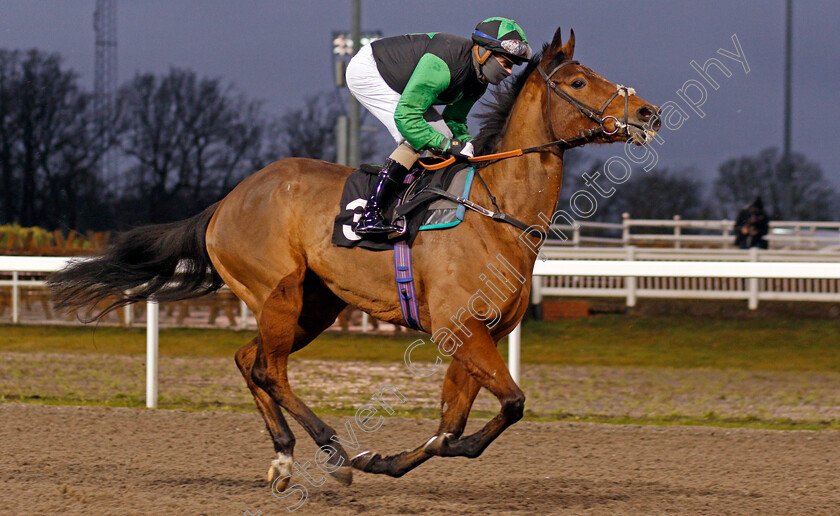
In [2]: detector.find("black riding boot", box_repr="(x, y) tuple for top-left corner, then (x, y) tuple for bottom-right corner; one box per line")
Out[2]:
(355, 158), (409, 235)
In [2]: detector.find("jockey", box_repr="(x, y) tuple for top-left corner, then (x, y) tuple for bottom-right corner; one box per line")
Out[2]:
(346, 17), (532, 235)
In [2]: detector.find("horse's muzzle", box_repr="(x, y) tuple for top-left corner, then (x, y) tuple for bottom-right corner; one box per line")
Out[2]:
(636, 104), (661, 131)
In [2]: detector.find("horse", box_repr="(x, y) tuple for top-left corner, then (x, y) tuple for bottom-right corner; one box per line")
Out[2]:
(49, 27), (659, 490)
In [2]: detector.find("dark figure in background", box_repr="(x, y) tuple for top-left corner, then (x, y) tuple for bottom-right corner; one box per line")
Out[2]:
(734, 197), (769, 249)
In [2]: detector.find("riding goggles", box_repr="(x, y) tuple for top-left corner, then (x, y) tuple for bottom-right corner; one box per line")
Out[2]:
(474, 30), (533, 61)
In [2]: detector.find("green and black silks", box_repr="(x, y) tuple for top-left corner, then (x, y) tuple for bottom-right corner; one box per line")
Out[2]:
(371, 33), (486, 152)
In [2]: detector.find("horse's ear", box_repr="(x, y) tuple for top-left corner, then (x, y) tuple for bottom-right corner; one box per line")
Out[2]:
(561, 29), (576, 59)
(548, 26), (564, 52)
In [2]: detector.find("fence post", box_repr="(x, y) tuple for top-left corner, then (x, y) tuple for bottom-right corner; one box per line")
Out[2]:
(622, 212), (630, 246)
(530, 275), (543, 305)
(722, 219), (730, 246)
(238, 298), (249, 330)
(123, 303), (133, 326)
(361, 312), (369, 333)
(146, 300), (159, 409)
(625, 246), (637, 308)
(673, 215), (681, 249)
(748, 247), (759, 310)
(508, 322), (521, 384)
(11, 271), (19, 324)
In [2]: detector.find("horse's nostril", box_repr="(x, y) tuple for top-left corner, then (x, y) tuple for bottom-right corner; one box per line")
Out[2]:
(637, 105), (661, 131)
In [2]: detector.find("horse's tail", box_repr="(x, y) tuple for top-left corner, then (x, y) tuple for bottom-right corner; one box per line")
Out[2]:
(48, 203), (224, 321)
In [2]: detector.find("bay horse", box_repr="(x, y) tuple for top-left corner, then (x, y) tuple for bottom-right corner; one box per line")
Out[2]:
(49, 28), (659, 490)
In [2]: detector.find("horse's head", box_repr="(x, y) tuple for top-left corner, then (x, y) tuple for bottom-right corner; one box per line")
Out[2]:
(536, 27), (660, 146)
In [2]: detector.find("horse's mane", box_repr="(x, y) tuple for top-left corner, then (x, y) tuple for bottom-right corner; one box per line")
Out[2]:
(473, 44), (567, 156)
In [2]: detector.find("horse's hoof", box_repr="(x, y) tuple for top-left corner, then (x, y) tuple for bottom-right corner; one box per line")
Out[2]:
(329, 465), (353, 486)
(423, 433), (453, 455)
(268, 466), (291, 492)
(267, 453), (294, 486)
(350, 450), (374, 471)
(267, 463), (280, 482)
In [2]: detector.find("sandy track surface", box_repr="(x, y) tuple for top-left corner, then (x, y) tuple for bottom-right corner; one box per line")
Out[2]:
(1, 403), (838, 515)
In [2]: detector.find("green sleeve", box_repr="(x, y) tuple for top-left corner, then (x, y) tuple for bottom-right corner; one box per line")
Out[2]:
(394, 53), (450, 151)
(442, 94), (480, 143)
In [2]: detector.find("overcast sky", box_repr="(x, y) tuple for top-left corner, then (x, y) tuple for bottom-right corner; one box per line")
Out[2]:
(1, 1), (838, 188)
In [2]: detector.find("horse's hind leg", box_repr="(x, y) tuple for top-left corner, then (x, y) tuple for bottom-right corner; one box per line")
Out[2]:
(235, 335), (296, 490)
(424, 325), (525, 459)
(436, 359), (483, 438)
(251, 270), (353, 486)
(351, 359), (482, 477)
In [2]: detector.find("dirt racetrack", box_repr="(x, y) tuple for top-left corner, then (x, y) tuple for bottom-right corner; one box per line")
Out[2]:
(1, 403), (838, 515)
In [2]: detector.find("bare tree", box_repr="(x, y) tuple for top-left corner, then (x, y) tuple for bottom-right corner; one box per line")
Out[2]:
(0, 49), (110, 229)
(0, 50), (22, 223)
(265, 91), (380, 164)
(44, 89), (114, 230)
(560, 163), (708, 222)
(116, 68), (264, 223)
(713, 147), (837, 220)
(614, 167), (708, 220)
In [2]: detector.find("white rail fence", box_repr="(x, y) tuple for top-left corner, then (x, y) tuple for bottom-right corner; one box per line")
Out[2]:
(532, 246), (840, 309)
(505, 250), (840, 383)
(549, 214), (840, 250)
(0, 256), (252, 328)
(4, 254), (840, 402)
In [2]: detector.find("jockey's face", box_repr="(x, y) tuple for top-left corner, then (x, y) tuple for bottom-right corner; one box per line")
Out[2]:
(494, 54), (515, 75)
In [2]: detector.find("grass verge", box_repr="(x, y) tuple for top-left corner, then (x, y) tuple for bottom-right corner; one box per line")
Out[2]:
(2, 315), (839, 372)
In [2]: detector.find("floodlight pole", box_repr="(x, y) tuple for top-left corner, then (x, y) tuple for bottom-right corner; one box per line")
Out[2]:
(348, 0), (361, 168)
(783, 0), (793, 217)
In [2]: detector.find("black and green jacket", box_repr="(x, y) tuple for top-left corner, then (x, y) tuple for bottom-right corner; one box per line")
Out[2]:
(371, 33), (486, 151)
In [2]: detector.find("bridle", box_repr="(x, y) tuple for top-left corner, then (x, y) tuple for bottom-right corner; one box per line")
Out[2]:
(537, 59), (638, 147)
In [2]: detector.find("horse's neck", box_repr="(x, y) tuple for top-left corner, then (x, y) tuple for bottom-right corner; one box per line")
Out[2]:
(482, 97), (566, 227)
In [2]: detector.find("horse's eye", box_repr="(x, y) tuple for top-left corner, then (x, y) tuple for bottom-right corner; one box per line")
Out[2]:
(571, 79), (586, 89)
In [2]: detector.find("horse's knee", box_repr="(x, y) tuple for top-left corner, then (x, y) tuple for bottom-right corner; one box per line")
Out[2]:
(234, 338), (260, 376)
(250, 361), (272, 391)
(501, 391), (525, 423)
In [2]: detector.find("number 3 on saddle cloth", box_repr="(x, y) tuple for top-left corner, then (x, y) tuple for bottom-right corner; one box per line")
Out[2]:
(331, 159), (475, 251)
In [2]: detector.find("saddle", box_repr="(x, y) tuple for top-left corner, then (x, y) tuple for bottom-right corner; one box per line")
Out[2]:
(331, 159), (475, 251)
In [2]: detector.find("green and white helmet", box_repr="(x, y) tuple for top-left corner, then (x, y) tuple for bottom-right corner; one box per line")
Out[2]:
(472, 17), (532, 64)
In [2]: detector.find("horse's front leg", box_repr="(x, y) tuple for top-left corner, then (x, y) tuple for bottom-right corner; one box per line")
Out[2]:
(235, 335), (296, 490)
(424, 324), (525, 459)
(350, 359), (482, 477)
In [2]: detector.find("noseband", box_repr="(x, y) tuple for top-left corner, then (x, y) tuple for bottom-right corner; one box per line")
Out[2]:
(537, 59), (638, 144)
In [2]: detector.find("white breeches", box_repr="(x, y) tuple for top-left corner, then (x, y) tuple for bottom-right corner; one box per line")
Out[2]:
(345, 43), (452, 147)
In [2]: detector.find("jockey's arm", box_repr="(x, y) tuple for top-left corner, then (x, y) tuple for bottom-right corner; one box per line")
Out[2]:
(393, 53), (451, 152)
(442, 94), (479, 144)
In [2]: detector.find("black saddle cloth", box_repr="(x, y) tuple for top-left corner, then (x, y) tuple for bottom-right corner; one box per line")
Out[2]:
(331, 160), (471, 251)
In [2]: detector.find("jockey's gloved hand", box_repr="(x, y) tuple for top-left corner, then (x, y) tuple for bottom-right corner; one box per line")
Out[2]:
(439, 139), (474, 159)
